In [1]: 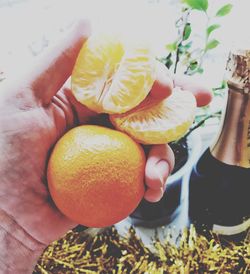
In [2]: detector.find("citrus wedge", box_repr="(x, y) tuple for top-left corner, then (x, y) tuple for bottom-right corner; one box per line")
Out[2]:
(71, 34), (156, 114)
(110, 88), (197, 144)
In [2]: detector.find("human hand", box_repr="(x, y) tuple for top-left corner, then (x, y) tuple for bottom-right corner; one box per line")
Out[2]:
(0, 19), (211, 272)
(144, 72), (212, 202)
(0, 20), (92, 273)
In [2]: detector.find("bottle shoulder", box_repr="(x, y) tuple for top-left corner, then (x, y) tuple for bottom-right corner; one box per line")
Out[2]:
(194, 148), (250, 178)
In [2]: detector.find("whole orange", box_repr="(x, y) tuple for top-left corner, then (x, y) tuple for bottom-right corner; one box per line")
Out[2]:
(47, 125), (145, 228)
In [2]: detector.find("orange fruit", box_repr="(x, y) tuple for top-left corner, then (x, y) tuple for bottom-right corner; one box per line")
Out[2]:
(71, 34), (156, 114)
(71, 33), (196, 144)
(110, 88), (197, 144)
(47, 125), (145, 228)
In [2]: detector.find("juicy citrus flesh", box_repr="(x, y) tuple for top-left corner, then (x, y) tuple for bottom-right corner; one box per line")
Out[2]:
(71, 34), (156, 114)
(47, 125), (146, 228)
(110, 88), (197, 144)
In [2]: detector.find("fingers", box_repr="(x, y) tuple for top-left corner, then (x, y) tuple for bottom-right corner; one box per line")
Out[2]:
(62, 87), (98, 125)
(149, 62), (173, 100)
(31, 19), (91, 105)
(173, 74), (212, 107)
(148, 63), (212, 107)
(144, 144), (175, 202)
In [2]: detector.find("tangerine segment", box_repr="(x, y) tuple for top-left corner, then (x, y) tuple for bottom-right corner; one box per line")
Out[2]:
(47, 125), (145, 228)
(110, 88), (197, 144)
(71, 34), (156, 114)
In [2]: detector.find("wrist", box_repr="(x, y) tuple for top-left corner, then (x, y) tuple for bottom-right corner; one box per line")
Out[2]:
(0, 210), (46, 273)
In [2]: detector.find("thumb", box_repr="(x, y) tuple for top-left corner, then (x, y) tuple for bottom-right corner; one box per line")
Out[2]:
(149, 62), (173, 100)
(144, 144), (175, 202)
(31, 19), (91, 105)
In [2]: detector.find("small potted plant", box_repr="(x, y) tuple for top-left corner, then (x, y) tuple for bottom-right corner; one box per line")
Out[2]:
(130, 0), (232, 228)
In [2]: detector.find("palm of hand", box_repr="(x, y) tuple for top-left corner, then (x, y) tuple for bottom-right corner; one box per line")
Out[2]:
(0, 88), (85, 245)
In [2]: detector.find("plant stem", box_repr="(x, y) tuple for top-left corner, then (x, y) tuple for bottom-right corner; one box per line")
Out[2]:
(174, 47), (180, 74)
(180, 111), (222, 141)
(186, 13), (210, 75)
(174, 9), (190, 74)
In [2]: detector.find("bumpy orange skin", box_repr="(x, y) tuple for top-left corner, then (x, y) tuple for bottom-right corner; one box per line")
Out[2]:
(47, 125), (145, 228)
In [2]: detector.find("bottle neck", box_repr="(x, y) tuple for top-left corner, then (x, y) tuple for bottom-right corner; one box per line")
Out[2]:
(210, 87), (250, 168)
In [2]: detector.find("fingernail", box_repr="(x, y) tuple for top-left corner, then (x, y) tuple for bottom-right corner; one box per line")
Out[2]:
(163, 183), (167, 192)
(155, 160), (169, 185)
(153, 187), (164, 202)
(144, 187), (164, 203)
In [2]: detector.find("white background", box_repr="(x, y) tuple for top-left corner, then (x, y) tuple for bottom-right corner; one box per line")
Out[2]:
(1, 0), (249, 87)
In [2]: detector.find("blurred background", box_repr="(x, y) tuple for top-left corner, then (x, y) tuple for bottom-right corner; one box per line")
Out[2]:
(0, 0), (249, 144)
(1, 0), (249, 82)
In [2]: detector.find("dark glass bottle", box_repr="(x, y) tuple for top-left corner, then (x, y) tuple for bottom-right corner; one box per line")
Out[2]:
(189, 49), (250, 240)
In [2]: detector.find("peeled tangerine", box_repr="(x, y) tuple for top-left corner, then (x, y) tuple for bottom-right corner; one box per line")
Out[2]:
(110, 88), (197, 144)
(71, 34), (156, 114)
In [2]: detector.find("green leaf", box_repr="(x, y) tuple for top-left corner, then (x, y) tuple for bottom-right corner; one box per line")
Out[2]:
(162, 53), (173, 69)
(179, 42), (192, 54)
(165, 42), (177, 52)
(206, 39), (220, 50)
(216, 4), (233, 17)
(206, 24), (220, 36)
(183, 23), (192, 40)
(212, 80), (228, 96)
(197, 67), (204, 74)
(165, 58), (173, 69)
(189, 60), (198, 70)
(183, 41), (192, 50)
(178, 45), (185, 54)
(182, 0), (208, 11)
(221, 79), (227, 89)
